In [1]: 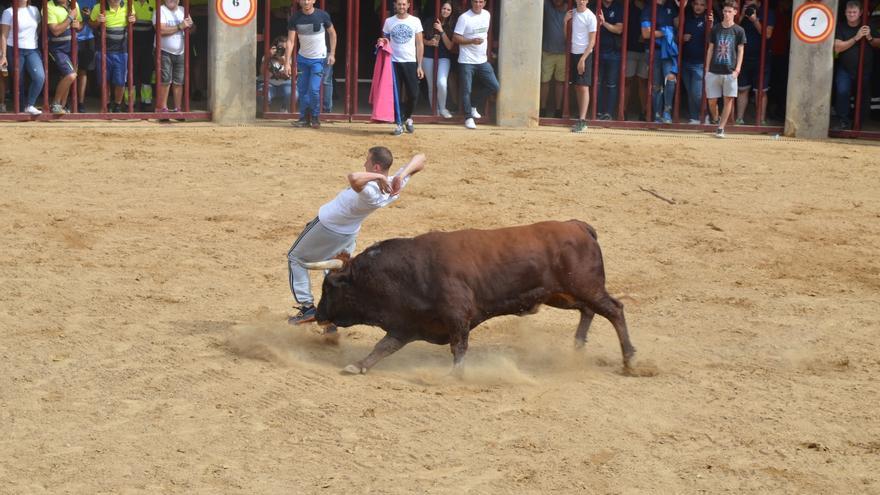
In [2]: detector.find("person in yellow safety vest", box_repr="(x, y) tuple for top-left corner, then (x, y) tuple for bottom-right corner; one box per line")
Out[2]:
(89, 0), (137, 112)
(131, 0), (155, 111)
(46, 0), (83, 114)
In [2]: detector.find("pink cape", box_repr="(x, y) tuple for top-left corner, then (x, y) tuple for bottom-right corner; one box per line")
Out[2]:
(370, 40), (396, 123)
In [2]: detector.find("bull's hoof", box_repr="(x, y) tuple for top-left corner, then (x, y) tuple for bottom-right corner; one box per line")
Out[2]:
(574, 338), (587, 349)
(321, 331), (340, 346)
(341, 364), (366, 375)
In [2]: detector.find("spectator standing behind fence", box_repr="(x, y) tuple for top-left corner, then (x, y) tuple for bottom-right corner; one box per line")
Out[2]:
(75, 0), (96, 112)
(284, 0), (335, 129)
(541, 0), (567, 118)
(152, 0), (191, 114)
(641, 0), (680, 124)
(705, 1), (744, 138)
(596, 0), (623, 120)
(735, 0), (773, 125)
(258, 36), (293, 112)
(625, 0), (648, 120)
(132, 0), (155, 111)
(46, 0), (82, 114)
(422, 1), (457, 119)
(681, 0), (709, 124)
(565, 0), (597, 133)
(454, 0), (499, 130)
(833, 0), (880, 130)
(382, 0), (424, 136)
(0, 0), (45, 115)
(89, 0), (136, 113)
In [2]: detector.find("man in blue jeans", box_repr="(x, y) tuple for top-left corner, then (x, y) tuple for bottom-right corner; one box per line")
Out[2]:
(596, 0), (624, 120)
(681, 0), (709, 124)
(641, 0), (679, 123)
(284, 0), (336, 129)
(453, 0), (498, 129)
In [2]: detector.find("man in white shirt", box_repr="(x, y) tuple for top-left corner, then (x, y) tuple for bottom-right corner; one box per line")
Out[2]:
(565, 0), (597, 133)
(381, 0), (424, 135)
(453, 0), (499, 129)
(153, 0), (193, 113)
(287, 147), (426, 326)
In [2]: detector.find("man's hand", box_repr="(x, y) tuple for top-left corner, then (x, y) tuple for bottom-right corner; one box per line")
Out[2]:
(707, 10), (713, 23)
(128, 13), (136, 24)
(598, 10), (605, 25)
(564, 9), (572, 24)
(577, 57), (586, 75)
(72, 19), (81, 30)
(377, 177), (392, 194)
(471, 37), (484, 45)
(683, 33), (692, 42)
(732, 69), (740, 78)
(282, 62), (291, 76)
(857, 25), (870, 40)
(97, 13), (106, 23)
(327, 54), (335, 65)
(183, 16), (194, 29)
(417, 66), (424, 79)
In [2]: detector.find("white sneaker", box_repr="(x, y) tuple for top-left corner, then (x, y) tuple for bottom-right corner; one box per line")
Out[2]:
(439, 109), (452, 119)
(24, 105), (42, 116)
(471, 108), (481, 119)
(464, 118), (477, 129)
(687, 119), (700, 125)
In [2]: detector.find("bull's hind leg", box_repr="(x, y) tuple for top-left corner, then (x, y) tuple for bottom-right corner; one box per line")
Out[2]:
(449, 330), (470, 376)
(342, 334), (407, 375)
(574, 308), (596, 348)
(589, 294), (636, 369)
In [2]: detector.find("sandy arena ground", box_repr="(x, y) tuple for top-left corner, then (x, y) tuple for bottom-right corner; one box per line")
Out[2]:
(1, 122), (878, 494)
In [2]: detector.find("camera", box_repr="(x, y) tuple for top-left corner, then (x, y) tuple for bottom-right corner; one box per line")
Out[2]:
(744, 5), (756, 17)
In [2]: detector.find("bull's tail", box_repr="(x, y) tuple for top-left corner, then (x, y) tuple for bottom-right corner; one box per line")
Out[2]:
(569, 219), (598, 240)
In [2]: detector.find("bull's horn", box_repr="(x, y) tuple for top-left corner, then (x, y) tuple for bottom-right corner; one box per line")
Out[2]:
(301, 259), (344, 270)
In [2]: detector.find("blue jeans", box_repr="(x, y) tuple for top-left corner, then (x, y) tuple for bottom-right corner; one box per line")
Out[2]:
(257, 80), (293, 111)
(833, 67), (868, 126)
(682, 62), (704, 121)
(598, 54), (621, 117)
(8, 48), (45, 107)
(459, 62), (499, 119)
(296, 54), (324, 119)
(322, 61), (333, 113)
(651, 56), (677, 118)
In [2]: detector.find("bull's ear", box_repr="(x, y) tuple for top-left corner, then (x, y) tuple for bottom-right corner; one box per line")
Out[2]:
(326, 269), (352, 287)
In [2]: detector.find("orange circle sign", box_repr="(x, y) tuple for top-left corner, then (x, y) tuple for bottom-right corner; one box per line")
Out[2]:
(793, 2), (834, 43)
(216, 0), (255, 27)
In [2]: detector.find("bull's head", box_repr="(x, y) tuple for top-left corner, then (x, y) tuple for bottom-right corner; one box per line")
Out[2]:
(301, 253), (361, 328)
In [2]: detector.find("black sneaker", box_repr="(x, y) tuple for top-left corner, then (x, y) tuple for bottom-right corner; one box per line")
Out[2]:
(292, 115), (311, 127)
(77, 102), (87, 113)
(310, 116), (321, 129)
(287, 305), (317, 325)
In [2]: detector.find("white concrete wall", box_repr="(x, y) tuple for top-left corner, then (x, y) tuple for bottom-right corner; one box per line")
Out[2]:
(208, 4), (257, 125)
(497, 0), (543, 127)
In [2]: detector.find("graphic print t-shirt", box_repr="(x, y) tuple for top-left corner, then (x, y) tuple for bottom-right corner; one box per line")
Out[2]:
(382, 14), (423, 63)
(288, 9), (332, 60)
(709, 23), (746, 74)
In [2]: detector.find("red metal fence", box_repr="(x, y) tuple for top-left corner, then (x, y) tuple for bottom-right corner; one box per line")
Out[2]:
(0, 0), (207, 121)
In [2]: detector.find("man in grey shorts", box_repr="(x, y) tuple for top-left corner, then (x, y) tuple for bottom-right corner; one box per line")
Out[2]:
(153, 0), (193, 113)
(287, 147), (426, 326)
(705, 0), (745, 138)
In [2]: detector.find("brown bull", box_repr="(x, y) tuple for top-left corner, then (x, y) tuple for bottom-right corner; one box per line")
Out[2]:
(304, 220), (635, 374)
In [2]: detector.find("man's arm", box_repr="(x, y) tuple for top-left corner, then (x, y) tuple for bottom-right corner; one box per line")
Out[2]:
(391, 153), (427, 194)
(347, 172), (391, 193)
(284, 29), (297, 74)
(415, 31), (424, 78)
(327, 24), (337, 65)
(705, 42), (713, 69)
(734, 43), (744, 75)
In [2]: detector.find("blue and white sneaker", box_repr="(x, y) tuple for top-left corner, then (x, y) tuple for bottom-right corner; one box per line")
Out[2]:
(288, 305), (316, 325)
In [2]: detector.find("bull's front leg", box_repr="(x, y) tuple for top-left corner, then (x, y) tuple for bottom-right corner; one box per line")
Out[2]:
(449, 330), (470, 376)
(342, 334), (407, 375)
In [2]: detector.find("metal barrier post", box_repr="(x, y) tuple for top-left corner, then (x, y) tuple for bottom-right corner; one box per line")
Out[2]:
(672, 0), (685, 122)
(699, 0), (713, 124)
(71, 0), (79, 112)
(41, 0), (49, 111)
(126, 0), (133, 112)
(617, 0), (630, 120)
(755, 0), (769, 124)
(592, 2), (602, 121)
(646, 0), (657, 121)
(100, 0), (106, 113)
(853, 0), (868, 130)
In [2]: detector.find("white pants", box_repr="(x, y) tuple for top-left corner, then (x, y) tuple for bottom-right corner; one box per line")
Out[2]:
(422, 57), (451, 114)
(287, 217), (356, 306)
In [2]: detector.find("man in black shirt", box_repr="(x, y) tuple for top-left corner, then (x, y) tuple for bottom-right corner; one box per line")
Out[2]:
(832, 0), (880, 129)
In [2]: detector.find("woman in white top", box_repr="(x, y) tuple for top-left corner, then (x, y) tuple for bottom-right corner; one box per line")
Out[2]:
(0, 0), (46, 115)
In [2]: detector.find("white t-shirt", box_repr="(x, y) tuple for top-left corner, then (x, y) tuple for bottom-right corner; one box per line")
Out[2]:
(1, 6), (41, 50)
(453, 9), (490, 64)
(318, 170), (411, 235)
(382, 15), (423, 63)
(153, 5), (185, 55)
(570, 8), (598, 55)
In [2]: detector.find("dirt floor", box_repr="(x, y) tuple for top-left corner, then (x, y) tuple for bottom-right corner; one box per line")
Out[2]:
(1, 121), (878, 494)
